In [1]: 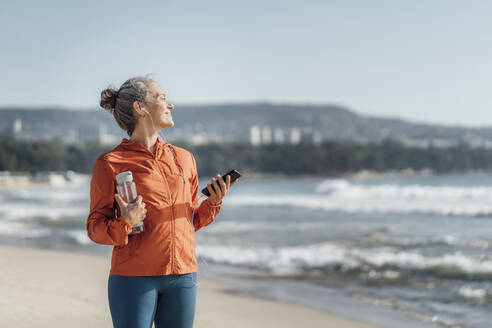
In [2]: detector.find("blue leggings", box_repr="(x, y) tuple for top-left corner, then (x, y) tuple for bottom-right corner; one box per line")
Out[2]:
(108, 272), (198, 328)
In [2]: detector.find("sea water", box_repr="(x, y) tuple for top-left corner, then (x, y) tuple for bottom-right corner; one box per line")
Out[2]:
(2, 172), (492, 327)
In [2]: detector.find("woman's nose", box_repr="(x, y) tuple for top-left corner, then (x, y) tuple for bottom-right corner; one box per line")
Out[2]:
(167, 103), (174, 110)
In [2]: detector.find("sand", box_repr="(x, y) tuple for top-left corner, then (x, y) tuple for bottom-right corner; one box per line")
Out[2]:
(0, 245), (381, 328)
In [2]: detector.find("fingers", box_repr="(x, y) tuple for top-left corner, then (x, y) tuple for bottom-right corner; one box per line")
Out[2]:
(206, 182), (217, 198)
(216, 174), (231, 194)
(114, 193), (127, 207)
(217, 174), (227, 193)
(211, 176), (223, 197)
(137, 195), (146, 220)
(135, 195), (146, 210)
(215, 174), (229, 195)
(139, 199), (147, 221)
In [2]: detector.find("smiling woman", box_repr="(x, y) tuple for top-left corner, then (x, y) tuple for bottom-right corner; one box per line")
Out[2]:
(100, 75), (175, 139)
(88, 75), (235, 328)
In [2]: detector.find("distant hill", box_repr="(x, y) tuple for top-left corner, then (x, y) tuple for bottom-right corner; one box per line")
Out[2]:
(1, 103), (492, 148)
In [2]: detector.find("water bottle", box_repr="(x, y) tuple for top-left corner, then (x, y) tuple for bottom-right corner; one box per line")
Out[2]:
(116, 171), (144, 235)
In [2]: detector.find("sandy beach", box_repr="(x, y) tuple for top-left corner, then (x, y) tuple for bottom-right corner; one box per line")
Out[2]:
(0, 245), (381, 328)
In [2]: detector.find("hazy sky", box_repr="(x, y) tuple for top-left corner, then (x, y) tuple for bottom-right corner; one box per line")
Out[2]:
(0, 1), (490, 126)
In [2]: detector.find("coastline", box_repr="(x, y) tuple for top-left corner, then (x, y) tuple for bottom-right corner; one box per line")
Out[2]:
(0, 245), (382, 328)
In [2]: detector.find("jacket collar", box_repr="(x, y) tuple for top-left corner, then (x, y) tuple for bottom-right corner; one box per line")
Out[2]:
(119, 136), (169, 158)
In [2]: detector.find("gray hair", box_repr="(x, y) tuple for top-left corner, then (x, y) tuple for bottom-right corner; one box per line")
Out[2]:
(100, 74), (155, 137)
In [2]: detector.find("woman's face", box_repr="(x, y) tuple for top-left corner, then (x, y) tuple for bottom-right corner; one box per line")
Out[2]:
(142, 82), (175, 130)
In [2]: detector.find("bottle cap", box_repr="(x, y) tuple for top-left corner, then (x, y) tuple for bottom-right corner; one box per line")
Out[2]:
(116, 171), (133, 184)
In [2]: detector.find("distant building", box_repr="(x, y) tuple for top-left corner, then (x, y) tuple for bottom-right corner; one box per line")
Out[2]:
(466, 138), (492, 149)
(76, 124), (119, 145)
(430, 138), (458, 148)
(251, 125), (309, 145)
(399, 138), (430, 149)
(261, 126), (272, 144)
(313, 131), (322, 144)
(290, 128), (301, 145)
(100, 130), (119, 145)
(273, 128), (285, 143)
(12, 118), (22, 135)
(250, 126), (261, 145)
(5, 118), (24, 138)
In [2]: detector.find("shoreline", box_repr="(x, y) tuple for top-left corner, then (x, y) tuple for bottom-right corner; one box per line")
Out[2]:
(0, 244), (382, 328)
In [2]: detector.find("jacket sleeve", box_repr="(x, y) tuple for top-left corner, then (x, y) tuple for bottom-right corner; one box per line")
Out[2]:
(86, 157), (133, 246)
(190, 153), (222, 232)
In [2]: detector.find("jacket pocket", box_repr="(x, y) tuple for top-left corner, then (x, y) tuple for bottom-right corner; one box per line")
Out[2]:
(114, 233), (142, 265)
(186, 207), (196, 267)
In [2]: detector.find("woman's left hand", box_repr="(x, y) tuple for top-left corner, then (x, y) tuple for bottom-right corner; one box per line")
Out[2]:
(207, 174), (238, 206)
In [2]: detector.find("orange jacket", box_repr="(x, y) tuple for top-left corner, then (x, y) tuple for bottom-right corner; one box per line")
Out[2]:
(86, 137), (222, 276)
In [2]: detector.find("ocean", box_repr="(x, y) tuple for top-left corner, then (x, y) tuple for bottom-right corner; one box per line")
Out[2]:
(1, 172), (492, 328)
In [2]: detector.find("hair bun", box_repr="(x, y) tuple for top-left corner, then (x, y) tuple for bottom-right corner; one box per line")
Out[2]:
(100, 87), (118, 113)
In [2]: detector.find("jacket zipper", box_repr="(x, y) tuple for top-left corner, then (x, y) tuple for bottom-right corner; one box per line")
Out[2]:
(153, 150), (176, 274)
(168, 145), (195, 268)
(155, 144), (192, 272)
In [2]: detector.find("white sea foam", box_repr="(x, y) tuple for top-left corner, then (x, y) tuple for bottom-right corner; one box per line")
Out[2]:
(365, 269), (401, 280)
(226, 179), (492, 216)
(0, 221), (52, 238)
(364, 233), (492, 249)
(0, 175), (89, 221)
(457, 285), (492, 305)
(7, 187), (88, 202)
(208, 221), (323, 233)
(352, 248), (492, 275)
(315, 179), (351, 193)
(197, 241), (492, 277)
(0, 204), (87, 221)
(66, 229), (92, 245)
(458, 285), (488, 300)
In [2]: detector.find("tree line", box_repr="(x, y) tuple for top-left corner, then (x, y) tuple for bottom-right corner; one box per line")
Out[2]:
(2, 136), (492, 176)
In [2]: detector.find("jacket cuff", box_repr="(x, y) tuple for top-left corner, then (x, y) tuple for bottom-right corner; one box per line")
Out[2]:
(118, 217), (133, 235)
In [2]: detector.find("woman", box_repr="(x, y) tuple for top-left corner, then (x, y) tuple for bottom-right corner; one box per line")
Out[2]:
(86, 76), (236, 328)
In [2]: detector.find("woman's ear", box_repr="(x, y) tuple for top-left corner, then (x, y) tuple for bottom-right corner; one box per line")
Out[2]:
(133, 101), (146, 117)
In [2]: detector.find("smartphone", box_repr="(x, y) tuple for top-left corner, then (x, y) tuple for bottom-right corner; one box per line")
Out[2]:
(201, 169), (241, 197)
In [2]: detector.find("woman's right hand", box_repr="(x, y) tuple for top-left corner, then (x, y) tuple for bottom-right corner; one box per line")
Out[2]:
(114, 194), (147, 227)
